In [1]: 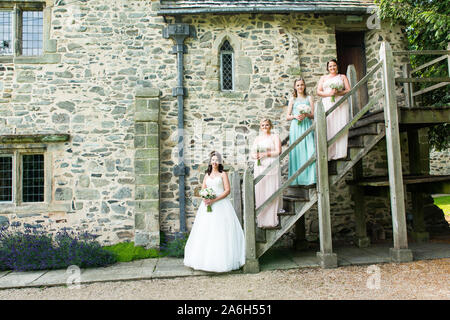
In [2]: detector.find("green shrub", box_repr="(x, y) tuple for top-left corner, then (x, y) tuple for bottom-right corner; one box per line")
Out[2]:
(103, 242), (160, 262)
(160, 232), (189, 258)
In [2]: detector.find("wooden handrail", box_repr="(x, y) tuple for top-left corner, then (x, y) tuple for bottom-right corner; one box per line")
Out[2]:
(393, 50), (450, 56)
(412, 82), (450, 97)
(411, 55), (447, 74)
(255, 153), (316, 216)
(395, 77), (450, 83)
(327, 91), (385, 147)
(254, 122), (316, 185)
(325, 60), (383, 117)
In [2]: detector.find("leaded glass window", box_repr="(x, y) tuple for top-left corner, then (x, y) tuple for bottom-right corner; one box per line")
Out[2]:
(22, 11), (43, 56)
(220, 40), (234, 91)
(0, 11), (13, 55)
(0, 156), (13, 202)
(22, 154), (44, 202)
(0, 7), (44, 57)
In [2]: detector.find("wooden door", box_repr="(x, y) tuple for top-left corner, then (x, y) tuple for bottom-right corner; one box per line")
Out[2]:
(336, 32), (368, 112)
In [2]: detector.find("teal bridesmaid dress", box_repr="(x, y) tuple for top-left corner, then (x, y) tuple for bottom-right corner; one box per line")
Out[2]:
(289, 97), (316, 185)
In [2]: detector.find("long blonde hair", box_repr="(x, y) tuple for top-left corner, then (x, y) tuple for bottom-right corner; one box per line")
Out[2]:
(292, 78), (308, 98)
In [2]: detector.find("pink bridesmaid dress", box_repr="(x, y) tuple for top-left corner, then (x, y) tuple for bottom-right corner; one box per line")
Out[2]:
(321, 74), (349, 160)
(253, 135), (282, 228)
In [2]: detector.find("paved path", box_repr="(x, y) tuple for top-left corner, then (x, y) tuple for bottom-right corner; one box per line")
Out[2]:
(0, 242), (448, 290)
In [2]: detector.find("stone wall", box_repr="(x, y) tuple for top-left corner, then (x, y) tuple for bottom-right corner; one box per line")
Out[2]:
(430, 149), (450, 176)
(0, 0), (170, 247)
(0, 0), (420, 248)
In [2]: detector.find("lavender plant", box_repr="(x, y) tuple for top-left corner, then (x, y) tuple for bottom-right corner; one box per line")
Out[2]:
(0, 225), (116, 271)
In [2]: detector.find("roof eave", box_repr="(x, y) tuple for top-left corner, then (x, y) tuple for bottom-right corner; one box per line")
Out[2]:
(157, 6), (371, 16)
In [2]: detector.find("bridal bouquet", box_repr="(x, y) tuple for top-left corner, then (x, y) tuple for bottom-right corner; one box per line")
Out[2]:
(256, 146), (266, 166)
(329, 83), (343, 102)
(297, 103), (311, 124)
(199, 187), (216, 212)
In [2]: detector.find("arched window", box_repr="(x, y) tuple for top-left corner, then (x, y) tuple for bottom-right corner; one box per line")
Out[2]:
(220, 40), (234, 91)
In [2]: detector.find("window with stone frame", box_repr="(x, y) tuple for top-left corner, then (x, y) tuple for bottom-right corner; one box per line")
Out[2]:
(0, 152), (45, 204)
(220, 40), (234, 91)
(0, 2), (44, 56)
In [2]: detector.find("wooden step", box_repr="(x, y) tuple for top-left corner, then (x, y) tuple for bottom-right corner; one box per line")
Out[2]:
(348, 123), (379, 138)
(256, 191), (318, 257)
(352, 110), (385, 129)
(329, 159), (351, 175)
(256, 212), (286, 243)
(283, 185), (311, 201)
(348, 136), (364, 148)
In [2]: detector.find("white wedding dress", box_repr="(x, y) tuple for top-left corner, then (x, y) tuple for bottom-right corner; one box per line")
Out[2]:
(183, 175), (246, 273)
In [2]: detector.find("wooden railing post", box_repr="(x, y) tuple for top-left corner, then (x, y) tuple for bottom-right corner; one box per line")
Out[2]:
(230, 171), (243, 227)
(403, 63), (414, 108)
(447, 42), (450, 77)
(315, 100), (337, 268)
(379, 41), (413, 263)
(243, 168), (259, 273)
(346, 64), (359, 117)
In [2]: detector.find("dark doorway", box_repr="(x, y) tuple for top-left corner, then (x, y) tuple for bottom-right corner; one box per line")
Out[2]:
(336, 31), (368, 113)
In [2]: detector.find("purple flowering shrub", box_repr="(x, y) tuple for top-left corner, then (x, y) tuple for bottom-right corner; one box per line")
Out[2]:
(0, 225), (117, 271)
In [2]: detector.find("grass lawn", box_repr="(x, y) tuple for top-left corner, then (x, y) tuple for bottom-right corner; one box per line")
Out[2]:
(434, 195), (450, 215)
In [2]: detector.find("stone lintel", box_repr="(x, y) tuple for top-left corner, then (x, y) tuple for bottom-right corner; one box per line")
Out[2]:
(0, 134), (70, 144)
(13, 53), (62, 64)
(135, 88), (161, 98)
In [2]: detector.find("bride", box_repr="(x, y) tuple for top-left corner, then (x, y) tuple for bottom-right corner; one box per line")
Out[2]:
(183, 151), (245, 273)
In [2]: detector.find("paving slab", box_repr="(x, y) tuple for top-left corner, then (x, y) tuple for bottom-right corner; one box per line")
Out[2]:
(288, 251), (320, 268)
(410, 243), (450, 260)
(81, 260), (153, 283)
(0, 270), (46, 289)
(29, 269), (68, 287)
(0, 271), (11, 280)
(359, 246), (391, 259)
(152, 257), (196, 278)
(260, 249), (299, 271)
(335, 247), (390, 265)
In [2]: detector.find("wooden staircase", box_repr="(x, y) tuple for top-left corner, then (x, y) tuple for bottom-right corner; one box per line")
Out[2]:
(254, 123), (386, 259)
(243, 42), (411, 273)
(242, 41), (450, 273)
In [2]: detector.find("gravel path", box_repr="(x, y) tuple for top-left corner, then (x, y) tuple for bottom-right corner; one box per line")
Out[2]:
(0, 258), (449, 300)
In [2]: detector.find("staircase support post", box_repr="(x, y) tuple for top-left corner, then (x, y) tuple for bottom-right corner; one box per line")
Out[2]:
(352, 161), (370, 248)
(379, 42), (413, 263)
(347, 65), (370, 248)
(315, 100), (337, 268)
(408, 128), (430, 242)
(243, 168), (259, 273)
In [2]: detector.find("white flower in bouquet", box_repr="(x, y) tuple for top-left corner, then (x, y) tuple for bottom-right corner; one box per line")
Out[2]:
(329, 82), (343, 102)
(296, 103), (311, 124)
(256, 146), (266, 166)
(200, 187), (216, 212)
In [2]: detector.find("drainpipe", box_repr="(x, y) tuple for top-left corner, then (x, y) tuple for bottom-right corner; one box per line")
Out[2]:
(163, 22), (194, 233)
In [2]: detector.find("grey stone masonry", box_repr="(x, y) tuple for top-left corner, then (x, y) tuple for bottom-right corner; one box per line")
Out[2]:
(134, 88), (161, 249)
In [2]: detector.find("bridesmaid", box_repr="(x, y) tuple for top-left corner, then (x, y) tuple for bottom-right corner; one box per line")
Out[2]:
(317, 59), (351, 160)
(251, 119), (282, 228)
(287, 78), (316, 186)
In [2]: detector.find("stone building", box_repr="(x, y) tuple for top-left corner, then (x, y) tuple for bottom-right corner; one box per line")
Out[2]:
(0, 0), (448, 251)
